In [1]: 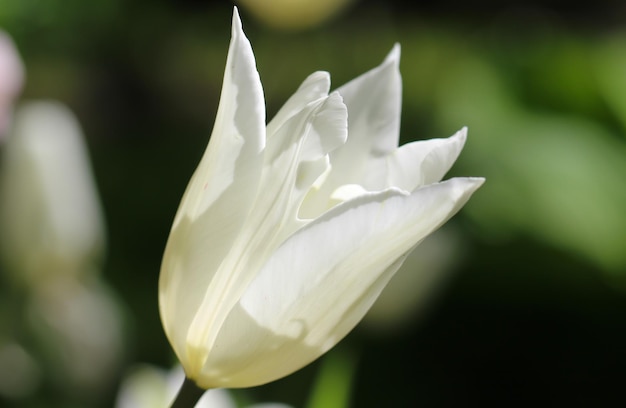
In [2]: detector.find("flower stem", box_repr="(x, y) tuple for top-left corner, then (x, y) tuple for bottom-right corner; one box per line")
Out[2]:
(306, 346), (358, 408)
(170, 377), (206, 408)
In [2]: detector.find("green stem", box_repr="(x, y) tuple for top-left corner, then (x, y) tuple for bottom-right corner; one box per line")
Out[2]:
(170, 377), (206, 408)
(306, 346), (358, 408)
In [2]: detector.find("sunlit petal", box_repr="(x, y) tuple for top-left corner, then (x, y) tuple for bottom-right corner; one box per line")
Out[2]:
(361, 127), (468, 192)
(159, 8), (265, 371)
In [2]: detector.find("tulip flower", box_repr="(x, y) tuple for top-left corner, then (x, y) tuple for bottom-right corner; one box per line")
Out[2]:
(26, 276), (125, 397)
(159, 8), (483, 393)
(0, 101), (106, 287)
(236, 0), (356, 30)
(115, 364), (292, 408)
(0, 30), (24, 139)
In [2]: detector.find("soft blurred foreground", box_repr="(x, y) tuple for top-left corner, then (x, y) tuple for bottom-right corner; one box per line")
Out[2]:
(1, 0), (626, 407)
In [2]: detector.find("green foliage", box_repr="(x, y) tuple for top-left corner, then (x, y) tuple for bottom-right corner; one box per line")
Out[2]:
(2, 2), (626, 406)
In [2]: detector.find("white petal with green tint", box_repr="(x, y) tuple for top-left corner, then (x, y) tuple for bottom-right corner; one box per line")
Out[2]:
(159, 8), (265, 374)
(183, 89), (348, 379)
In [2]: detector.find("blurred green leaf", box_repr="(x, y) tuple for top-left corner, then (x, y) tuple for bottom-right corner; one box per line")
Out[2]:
(306, 348), (356, 408)
(435, 55), (626, 274)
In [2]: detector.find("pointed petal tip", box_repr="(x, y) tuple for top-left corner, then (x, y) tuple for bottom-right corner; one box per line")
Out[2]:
(440, 177), (485, 208)
(452, 127), (468, 146)
(232, 6), (243, 35)
(464, 176), (486, 193)
(384, 43), (401, 66)
(308, 70), (331, 83)
(470, 176), (486, 185)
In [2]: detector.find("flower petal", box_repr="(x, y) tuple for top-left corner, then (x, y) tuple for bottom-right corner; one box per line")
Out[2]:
(335, 44), (402, 156)
(267, 71), (331, 137)
(299, 45), (402, 216)
(175, 7), (265, 222)
(252, 91), (347, 238)
(361, 127), (468, 192)
(159, 7), (265, 373)
(0, 102), (106, 285)
(244, 176), (484, 338)
(180, 90), (348, 379)
(191, 177), (483, 387)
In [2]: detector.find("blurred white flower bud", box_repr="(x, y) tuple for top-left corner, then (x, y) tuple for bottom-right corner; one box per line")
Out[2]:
(116, 364), (291, 408)
(0, 341), (41, 400)
(236, 0), (357, 30)
(0, 101), (106, 287)
(117, 365), (235, 408)
(26, 276), (125, 399)
(0, 30), (24, 138)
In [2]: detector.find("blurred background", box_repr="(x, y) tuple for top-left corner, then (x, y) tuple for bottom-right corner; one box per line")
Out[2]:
(1, 0), (626, 407)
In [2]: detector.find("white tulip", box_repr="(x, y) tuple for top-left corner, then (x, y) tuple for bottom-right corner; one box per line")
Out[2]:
(26, 276), (125, 396)
(0, 101), (106, 287)
(115, 364), (291, 408)
(0, 30), (24, 138)
(236, 0), (356, 30)
(115, 365), (235, 408)
(159, 8), (483, 389)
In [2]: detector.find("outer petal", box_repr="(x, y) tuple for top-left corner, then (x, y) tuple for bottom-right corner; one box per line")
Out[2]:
(244, 177), (484, 339)
(159, 7), (265, 375)
(183, 91), (347, 377)
(192, 177), (483, 388)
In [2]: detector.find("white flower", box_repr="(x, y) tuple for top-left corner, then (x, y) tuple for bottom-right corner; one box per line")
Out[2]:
(115, 365), (235, 408)
(0, 30), (23, 138)
(0, 342), (40, 399)
(115, 364), (291, 408)
(0, 101), (106, 287)
(159, 7), (483, 389)
(26, 276), (125, 396)
(236, 0), (356, 30)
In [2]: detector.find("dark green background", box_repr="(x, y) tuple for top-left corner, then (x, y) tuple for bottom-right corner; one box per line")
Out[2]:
(2, 0), (625, 406)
